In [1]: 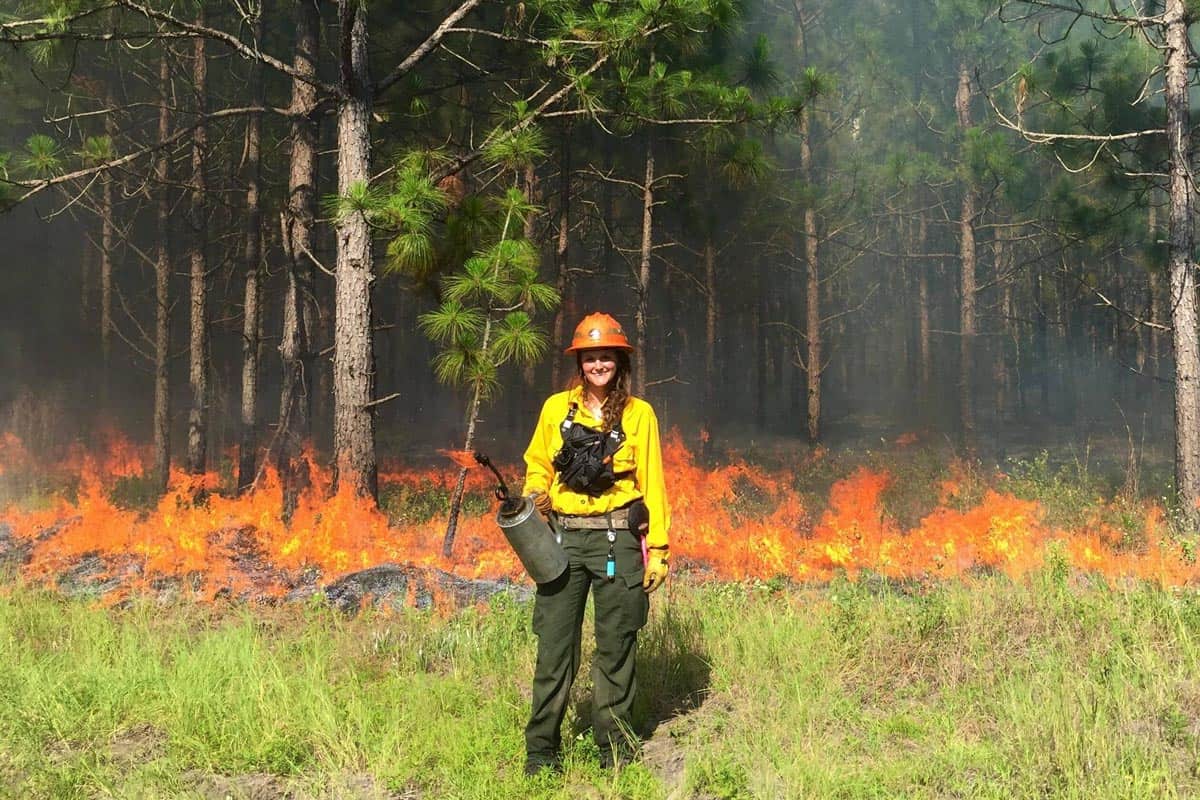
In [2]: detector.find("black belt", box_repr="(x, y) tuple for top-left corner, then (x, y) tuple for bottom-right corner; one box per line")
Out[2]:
(555, 508), (630, 530)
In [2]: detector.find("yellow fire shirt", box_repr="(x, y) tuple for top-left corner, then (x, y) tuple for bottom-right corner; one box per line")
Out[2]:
(522, 387), (671, 549)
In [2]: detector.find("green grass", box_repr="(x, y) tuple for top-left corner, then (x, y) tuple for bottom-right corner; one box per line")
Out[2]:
(378, 483), (492, 526)
(2, 574), (1200, 798)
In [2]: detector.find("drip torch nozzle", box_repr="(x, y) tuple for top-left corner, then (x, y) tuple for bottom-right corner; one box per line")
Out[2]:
(474, 451), (523, 515)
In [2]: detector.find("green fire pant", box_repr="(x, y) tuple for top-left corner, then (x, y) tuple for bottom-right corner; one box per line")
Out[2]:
(524, 520), (649, 765)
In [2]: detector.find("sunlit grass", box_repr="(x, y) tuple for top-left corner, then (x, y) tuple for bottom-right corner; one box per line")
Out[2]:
(2, 572), (1200, 798)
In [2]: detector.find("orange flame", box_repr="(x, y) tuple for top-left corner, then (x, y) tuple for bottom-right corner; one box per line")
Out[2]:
(2, 428), (1200, 602)
(439, 449), (479, 470)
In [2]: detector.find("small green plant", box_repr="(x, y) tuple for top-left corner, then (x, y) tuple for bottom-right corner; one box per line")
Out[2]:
(416, 187), (558, 556)
(379, 485), (491, 526)
(108, 473), (162, 511)
(1005, 450), (1104, 529)
(1043, 540), (1070, 589)
(687, 755), (752, 799)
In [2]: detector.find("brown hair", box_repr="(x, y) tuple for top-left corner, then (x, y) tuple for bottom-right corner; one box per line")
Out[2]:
(565, 350), (632, 431)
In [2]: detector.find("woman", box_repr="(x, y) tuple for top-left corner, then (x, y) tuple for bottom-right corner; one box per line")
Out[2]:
(521, 311), (671, 775)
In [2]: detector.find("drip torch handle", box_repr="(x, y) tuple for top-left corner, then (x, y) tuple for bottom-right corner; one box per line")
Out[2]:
(474, 451), (522, 513)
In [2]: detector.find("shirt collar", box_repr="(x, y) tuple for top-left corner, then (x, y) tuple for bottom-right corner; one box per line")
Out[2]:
(568, 385), (603, 426)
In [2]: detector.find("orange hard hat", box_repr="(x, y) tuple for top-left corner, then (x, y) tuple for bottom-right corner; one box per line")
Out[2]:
(564, 312), (634, 353)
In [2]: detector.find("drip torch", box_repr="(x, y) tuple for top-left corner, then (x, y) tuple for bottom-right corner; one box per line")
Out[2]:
(475, 452), (568, 585)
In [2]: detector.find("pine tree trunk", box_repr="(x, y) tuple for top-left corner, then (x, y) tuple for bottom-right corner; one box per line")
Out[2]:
(1058, 262), (1079, 422)
(333, 0), (378, 501)
(80, 232), (91, 332)
(1034, 268), (1049, 414)
(1149, 269), (1164, 431)
(755, 257), (768, 428)
(551, 128), (571, 391)
(914, 216), (931, 411)
(522, 163), (538, 393)
(800, 106), (821, 442)
(955, 63), (977, 451)
(237, 18), (264, 495)
(186, 17), (209, 476)
(601, 138), (616, 276)
(100, 96), (115, 412)
(635, 132), (654, 398)
(703, 233), (717, 447)
(993, 225), (1012, 419)
(1164, 0), (1200, 520)
(153, 52), (172, 492)
(277, 0), (320, 516)
(1148, 204), (1164, 432)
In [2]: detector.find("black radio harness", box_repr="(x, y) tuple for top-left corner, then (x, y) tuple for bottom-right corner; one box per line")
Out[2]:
(551, 403), (628, 496)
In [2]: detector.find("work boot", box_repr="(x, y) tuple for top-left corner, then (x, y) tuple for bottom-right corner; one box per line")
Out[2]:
(523, 755), (561, 778)
(598, 745), (636, 770)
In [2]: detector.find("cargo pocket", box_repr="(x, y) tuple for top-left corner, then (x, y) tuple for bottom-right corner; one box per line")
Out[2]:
(531, 569), (570, 636)
(619, 568), (649, 632)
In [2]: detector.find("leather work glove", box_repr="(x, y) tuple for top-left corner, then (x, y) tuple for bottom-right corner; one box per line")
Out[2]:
(529, 491), (553, 516)
(643, 546), (669, 594)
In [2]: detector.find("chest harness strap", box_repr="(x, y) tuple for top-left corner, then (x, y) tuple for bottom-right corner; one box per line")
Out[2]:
(551, 403), (628, 499)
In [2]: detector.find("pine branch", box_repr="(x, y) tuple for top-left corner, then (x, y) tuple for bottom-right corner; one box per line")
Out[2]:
(114, 0), (342, 97)
(374, 0), (485, 95)
(4, 106), (269, 204)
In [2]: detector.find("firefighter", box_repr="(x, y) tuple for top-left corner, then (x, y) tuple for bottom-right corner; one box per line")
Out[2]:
(521, 312), (671, 775)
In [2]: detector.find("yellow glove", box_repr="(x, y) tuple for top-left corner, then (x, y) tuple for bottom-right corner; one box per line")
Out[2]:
(529, 491), (553, 516)
(643, 546), (669, 594)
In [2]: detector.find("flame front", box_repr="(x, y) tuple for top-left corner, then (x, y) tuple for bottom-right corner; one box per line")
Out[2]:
(2, 429), (1199, 599)
(439, 449), (479, 470)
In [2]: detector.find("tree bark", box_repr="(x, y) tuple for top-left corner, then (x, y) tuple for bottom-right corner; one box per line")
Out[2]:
(333, 0), (378, 500)
(551, 127), (571, 391)
(521, 161), (538, 391)
(703, 232), (717, 446)
(277, 0), (321, 515)
(755, 257), (768, 428)
(917, 214), (932, 403)
(153, 52), (172, 492)
(993, 224), (1013, 418)
(99, 127), (114, 410)
(1164, 0), (1200, 520)
(186, 13), (209, 476)
(800, 105), (821, 442)
(237, 16), (265, 495)
(955, 62), (977, 451)
(1148, 203), (1165, 430)
(635, 131), (654, 398)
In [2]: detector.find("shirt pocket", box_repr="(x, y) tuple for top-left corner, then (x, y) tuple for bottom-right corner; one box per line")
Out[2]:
(611, 439), (637, 475)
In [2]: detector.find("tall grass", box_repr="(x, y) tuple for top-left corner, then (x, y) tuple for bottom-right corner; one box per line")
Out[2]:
(2, 574), (1199, 798)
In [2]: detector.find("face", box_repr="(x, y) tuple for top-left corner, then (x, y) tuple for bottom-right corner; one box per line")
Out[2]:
(579, 349), (619, 392)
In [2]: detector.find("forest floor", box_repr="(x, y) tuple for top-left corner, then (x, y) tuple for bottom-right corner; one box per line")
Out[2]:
(3, 573), (1200, 799)
(2, 431), (1198, 798)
